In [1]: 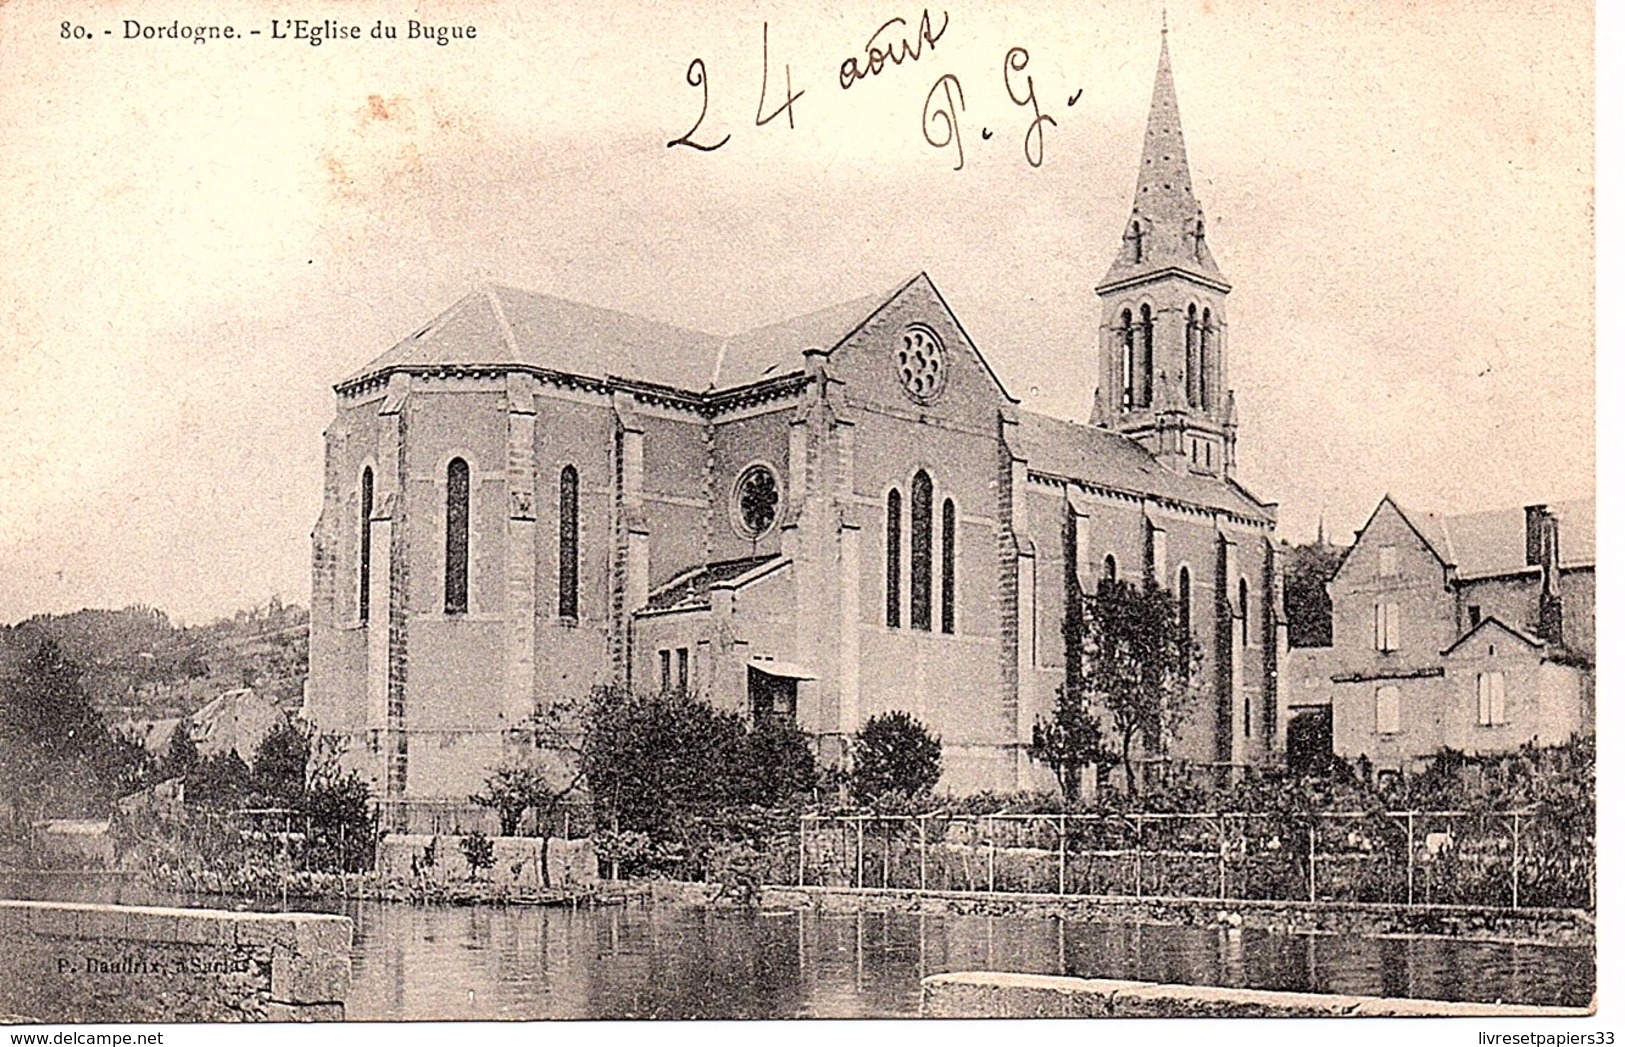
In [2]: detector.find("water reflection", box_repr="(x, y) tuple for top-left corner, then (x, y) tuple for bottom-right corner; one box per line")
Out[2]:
(1, 875), (1593, 1019)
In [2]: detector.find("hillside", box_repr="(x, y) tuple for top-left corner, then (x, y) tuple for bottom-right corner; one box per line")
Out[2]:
(0, 599), (308, 721)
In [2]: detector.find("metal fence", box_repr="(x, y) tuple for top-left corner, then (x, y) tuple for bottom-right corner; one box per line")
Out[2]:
(791, 809), (1593, 910)
(372, 799), (595, 838)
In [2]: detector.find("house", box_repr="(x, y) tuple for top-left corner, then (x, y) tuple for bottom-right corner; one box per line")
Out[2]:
(303, 29), (1288, 815)
(1285, 497), (1593, 773)
(125, 687), (288, 765)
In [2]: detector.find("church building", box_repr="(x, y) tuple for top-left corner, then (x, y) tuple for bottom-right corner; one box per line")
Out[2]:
(304, 32), (1286, 815)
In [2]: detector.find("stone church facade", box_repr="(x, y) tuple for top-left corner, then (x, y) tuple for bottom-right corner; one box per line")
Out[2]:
(304, 33), (1286, 808)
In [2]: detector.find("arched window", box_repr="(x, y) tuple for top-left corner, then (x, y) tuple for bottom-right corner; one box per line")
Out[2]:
(886, 489), (902, 628)
(1178, 566), (1192, 644)
(1103, 554), (1117, 582)
(1184, 305), (1199, 407)
(1138, 304), (1154, 407)
(910, 471), (934, 631)
(1119, 309), (1134, 408)
(940, 498), (957, 634)
(358, 467), (374, 624)
(558, 466), (579, 619)
(1199, 307), (1213, 410)
(445, 457), (470, 614)
(1238, 577), (1250, 646)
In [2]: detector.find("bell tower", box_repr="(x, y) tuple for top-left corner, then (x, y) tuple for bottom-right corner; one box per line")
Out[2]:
(1089, 26), (1236, 477)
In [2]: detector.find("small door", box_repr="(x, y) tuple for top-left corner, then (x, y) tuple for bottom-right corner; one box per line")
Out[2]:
(748, 667), (798, 725)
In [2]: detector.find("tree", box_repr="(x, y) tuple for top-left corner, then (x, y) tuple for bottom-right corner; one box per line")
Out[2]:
(1081, 577), (1199, 802)
(303, 767), (379, 873)
(1030, 682), (1112, 803)
(186, 751), (252, 808)
(163, 720), (200, 780)
(538, 685), (821, 854)
(736, 716), (818, 808)
(0, 638), (134, 818)
(576, 685), (747, 839)
(250, 720), (311, 806)
(1282, 540), (1345, 648)
(849, 712), (941, 802)
(471, 761), (563, 837)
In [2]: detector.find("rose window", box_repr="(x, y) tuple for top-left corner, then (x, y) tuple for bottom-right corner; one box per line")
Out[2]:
(896, 325), (947, 403)
(735, 464), (780, 539)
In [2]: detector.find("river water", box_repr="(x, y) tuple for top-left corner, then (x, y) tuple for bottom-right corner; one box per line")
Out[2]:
(3, 874), (1594, 1018)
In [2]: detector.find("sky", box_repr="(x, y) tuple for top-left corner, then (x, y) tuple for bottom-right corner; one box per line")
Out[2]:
(0, 0), (1596, 625)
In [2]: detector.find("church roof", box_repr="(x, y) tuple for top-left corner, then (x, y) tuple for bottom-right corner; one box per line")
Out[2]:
(711, 287), (898, 389)
(341, 281), (899, 394)
(1017, 409), (1273, 522)
(1097, 30), (1228, 292)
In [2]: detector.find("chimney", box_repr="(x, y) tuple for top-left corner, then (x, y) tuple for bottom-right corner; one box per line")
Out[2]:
(1528, 505), (1565, 646)
(1524, 504), (1547, 566)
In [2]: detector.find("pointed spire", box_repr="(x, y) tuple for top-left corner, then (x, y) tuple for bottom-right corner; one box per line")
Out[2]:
(1098, 27), (1227, 290)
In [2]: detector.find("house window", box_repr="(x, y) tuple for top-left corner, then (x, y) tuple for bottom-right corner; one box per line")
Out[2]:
(940, 498), (957, 634)
(659, 650), (671, 692)
(677, 648), (690, 694)
(358, 467), (373, 624)
(1375, 685), (1401, 734)
(1103, 554), (1117, 582)
(1467, 605), (1482, 628)
(910, 470), (933, 631)
(1477, 671), (1507, 726)
(558, 466), (579, 619)
(886, 489), (902, 628)
(1378, 544), (1397, 578)
(445, 457), (470, 614)
(1374, 602), (1400, 652)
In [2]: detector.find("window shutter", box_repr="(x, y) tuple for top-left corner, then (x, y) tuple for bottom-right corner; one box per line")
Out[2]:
(1376, 685), (1400, 734)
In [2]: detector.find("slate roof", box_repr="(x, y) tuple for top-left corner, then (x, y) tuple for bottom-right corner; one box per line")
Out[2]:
(343, 276), (1272, 524)
(641, 555), (784, 613)
(1017, 409), (1274, 522)
(1391, 498), (1594, 577)
(711, 289), (896, 389)
(342, 281), (901, 394)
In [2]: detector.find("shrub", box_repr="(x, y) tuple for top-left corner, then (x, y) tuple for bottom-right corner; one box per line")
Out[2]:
(460, 830), (494, 880)
(849, 711), (941, 802)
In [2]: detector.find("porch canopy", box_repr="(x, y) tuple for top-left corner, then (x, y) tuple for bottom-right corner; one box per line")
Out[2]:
(745, 656), (818, 681)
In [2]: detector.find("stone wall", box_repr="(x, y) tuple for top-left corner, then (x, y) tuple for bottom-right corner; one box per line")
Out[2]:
(0, 900), (351, 1023)
(920, 971), (1592, 1018)
(647, 881), (1593, 946)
